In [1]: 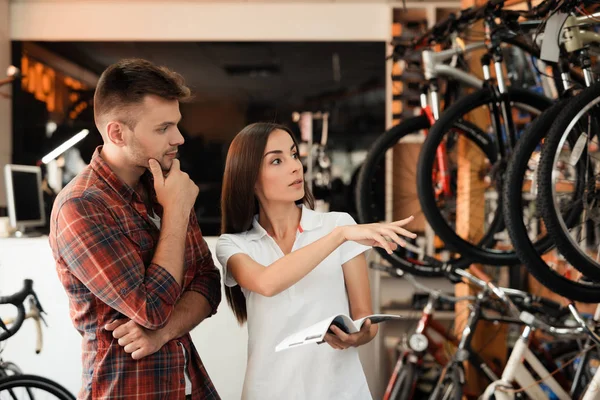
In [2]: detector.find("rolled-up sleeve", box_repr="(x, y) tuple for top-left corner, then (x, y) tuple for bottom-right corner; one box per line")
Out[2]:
(55, 197), (181, 330)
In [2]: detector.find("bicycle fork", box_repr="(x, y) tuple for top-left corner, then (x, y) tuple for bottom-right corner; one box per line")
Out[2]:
(421, 80), (453, 198)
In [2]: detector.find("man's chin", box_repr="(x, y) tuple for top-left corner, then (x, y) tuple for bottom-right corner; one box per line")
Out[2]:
(141, 159), (169, 172)
(161, 158), (173, 171)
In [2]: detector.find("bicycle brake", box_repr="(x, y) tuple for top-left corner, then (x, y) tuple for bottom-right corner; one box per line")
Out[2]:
(30, 294), (48, 327)
(31, 292), (46, 315)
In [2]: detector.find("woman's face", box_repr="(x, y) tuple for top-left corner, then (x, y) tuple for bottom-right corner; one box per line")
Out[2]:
(255, 129), (304, 204)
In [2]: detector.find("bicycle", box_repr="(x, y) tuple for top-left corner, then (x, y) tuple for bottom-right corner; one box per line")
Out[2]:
(373, 260), (590, 399)
(372, 263), (468, 400)
(414, 0), (579, 268)
(357, 0), (566, 275)
(427, 265), (599, 399)
(0, 279), (75, 400)
(503, 2), (600, 303)
(477, 281), (600, 399)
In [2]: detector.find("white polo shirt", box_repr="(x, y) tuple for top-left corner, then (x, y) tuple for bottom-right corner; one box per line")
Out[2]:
(216, 205), (373, 400)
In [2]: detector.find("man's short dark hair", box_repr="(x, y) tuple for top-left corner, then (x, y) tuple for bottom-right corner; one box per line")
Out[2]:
(93, 58), (191, 132)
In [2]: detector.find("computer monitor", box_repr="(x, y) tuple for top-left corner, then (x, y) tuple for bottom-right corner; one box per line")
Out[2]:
(4, 164), (46, 237)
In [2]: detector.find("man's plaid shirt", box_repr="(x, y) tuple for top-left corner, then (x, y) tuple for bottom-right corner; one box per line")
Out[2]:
(49, 147), (222, 399)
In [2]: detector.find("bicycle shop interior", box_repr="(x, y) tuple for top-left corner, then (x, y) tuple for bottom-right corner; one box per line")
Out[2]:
(2, 1), (600, 399)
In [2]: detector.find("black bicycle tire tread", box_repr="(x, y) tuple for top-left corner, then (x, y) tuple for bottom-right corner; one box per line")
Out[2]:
(417, 87), (552, 265)
(355, 115), (447, 277)
(357, 115), (430, 224)
(356, 114), (496, 274)
(503, 98), (600, 302)
(503, 104), (559, 256)
(538, 82), (600, 282)
(0, 374), (75, 400)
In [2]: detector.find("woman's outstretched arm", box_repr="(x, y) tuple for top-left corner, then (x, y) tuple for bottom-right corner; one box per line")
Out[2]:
(225, 217), (415, 297)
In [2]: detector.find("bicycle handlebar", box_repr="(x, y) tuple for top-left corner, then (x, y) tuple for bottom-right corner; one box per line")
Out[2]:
(409, 0), (560, 49)
(520, 310), (586, 336)
(370, 262), (570, 321)
(369, 262), (477, 303)
(401, 268), (477, 303)
(0, 279), (45, 342)
(567, 304), (600, 346)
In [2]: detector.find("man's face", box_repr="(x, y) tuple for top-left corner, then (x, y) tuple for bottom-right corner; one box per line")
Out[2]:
(123, 95), (184, 172)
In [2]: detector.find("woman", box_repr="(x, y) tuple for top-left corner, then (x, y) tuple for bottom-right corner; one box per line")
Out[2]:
(216, 122), (415, 400)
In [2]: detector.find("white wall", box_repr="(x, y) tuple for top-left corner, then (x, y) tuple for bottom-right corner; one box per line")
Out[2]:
(0, 0), (10, 208)
(11, 1), (392, 42)
(0, 236), (248, 399)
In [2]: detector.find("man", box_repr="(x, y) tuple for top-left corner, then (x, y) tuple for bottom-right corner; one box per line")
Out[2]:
(49, 58), (222, 399)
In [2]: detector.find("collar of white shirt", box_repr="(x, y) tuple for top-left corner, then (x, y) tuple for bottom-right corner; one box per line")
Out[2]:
(245, 204), (324, 241)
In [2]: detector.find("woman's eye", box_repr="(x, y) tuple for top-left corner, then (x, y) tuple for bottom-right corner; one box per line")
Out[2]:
(292, 152), (299, 159)
(272, 158), (281, 165)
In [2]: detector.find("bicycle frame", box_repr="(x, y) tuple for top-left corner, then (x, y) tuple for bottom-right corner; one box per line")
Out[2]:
(419, 41), (486, 198)
(483, 325), (573, 399)
(419, 31), (544, 198)
(562, 12), (600, 86)
(433, 266), (579, 399)
(482, 304), (600, 400)
(383, 294), (459, 400)
(416, 304), (459, 367)
(421, 42), (486, 97)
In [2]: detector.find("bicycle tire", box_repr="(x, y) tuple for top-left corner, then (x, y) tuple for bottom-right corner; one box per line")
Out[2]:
(386, 358), (416, 400)
(417, 87), (552, 266)
(355, 115), (493, 276)
(504, 101), (568, 255)
(503, 99), (600, 302)
(538, 82), (600, 282)
(0, 374), (75, 400)
(428, 363), (463, 400)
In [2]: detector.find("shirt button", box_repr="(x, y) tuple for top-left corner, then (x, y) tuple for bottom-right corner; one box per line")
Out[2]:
(180, 379), (185, 384)
(120, 288), (127, 295)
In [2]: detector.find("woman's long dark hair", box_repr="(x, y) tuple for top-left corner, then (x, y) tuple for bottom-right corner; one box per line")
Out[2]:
(221, 122), (315, 324)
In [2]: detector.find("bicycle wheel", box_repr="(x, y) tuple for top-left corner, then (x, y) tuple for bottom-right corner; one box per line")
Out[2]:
(538, 82), (600, 282)
(417, 87), (552, 266)
(388, 359), (416, 400)
(428, 363), (463, 400)
(503, 98), (600, 302)
(0, 374), (75, 400)
(356, 115), (493, 276)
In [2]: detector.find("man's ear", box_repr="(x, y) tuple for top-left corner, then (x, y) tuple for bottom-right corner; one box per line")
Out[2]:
(105, 121), (127, 147)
